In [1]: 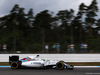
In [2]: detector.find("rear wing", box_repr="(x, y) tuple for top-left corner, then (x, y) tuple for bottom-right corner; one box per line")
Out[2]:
(9, 55), (19, 65)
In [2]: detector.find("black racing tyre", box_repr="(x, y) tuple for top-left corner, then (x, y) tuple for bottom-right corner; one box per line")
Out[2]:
(56, 62), (64, 70)
(11, 62), (19, 69)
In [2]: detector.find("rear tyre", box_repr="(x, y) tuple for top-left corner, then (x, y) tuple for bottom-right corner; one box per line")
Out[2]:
(11, 62), (19, 69)
(56, 62), (64, 70)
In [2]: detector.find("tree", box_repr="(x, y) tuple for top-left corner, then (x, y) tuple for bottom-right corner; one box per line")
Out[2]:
(97, 19), (100, 30)
(33, 10), (53, 52)
(34, 10), (52, 29)
(2, 4), (31, 52)
(75, 3), (87, 42)
(96, 19), (100, 37)
(56, 10), (70, 40)
(86, 0), (98, 36)
(57, 10), (69, 29)
(68, 9), (75, 44)
(56, 9), (75, 43)
(27, 8), (34, 27)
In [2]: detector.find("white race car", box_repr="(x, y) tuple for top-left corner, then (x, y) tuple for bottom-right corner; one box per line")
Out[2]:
(9, 55), (74, 70)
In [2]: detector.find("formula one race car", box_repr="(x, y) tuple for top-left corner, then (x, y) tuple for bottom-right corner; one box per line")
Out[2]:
(9, 55), (74, 70)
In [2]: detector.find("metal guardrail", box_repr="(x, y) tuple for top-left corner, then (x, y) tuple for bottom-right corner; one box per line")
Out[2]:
(0, 54), (100, 62)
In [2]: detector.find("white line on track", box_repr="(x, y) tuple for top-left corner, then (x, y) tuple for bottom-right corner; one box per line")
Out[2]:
(74, 66), (100, 68)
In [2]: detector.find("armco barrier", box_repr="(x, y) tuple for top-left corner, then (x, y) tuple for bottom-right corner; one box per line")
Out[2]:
(0, 54), (100, 62)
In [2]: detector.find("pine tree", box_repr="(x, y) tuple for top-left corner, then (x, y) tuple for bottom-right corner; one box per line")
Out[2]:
(34, 10), (52, 29)
(76, 3), (87, 42)
(86, 0), (98, 36)
(27, 8), (34, 27)
(33, 10), (53, 51)
(57, 9), (74, 43)
(96, 19), (100, 36)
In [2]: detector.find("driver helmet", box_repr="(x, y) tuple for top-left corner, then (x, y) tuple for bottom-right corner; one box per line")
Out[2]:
(41, 58), (45, 61)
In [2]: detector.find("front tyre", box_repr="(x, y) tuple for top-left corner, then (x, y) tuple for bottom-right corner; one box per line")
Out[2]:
(56, 62), (64, 70)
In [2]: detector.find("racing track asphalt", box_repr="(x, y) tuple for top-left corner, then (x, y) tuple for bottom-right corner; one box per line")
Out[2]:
(0, 68), (100, 75)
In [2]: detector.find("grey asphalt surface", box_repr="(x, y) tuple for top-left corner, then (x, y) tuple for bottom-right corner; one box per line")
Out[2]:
(0, 68), (100, 75)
